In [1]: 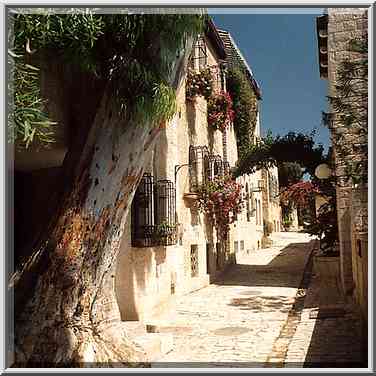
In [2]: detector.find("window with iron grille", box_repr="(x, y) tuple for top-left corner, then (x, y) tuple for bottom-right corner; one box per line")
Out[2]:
(132, 174), (177, 247)
(245, 184), (250, 221)
(240, 240), (245, 251)
(188, 36), (207, 71)
(223, 161), (230, 175)
(206, 154), (224, 182)
(220, 62), (227, 91)
(268, 173), (279, 203)
(189, 145), (209, 192)
(191, 245), (199, 277)
(196, 36), (207, 70)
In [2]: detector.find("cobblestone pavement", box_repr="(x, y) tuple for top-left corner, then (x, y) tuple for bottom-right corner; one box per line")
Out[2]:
(151, 232), (315, 367)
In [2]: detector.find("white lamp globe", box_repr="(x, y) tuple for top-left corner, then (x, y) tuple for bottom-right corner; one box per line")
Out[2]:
(315, 163), (332, 179)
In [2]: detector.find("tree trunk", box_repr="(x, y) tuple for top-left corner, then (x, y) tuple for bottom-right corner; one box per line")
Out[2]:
(11, 37), (194, 368)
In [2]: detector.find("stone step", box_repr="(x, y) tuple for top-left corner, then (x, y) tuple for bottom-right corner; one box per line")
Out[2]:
(133, 333), (174, 362)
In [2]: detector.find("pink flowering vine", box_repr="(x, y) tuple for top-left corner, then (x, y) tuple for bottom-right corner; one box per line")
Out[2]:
(197, 175), (243, 239)
(207, 91), (235, 132)
(280, 180), (321, 207)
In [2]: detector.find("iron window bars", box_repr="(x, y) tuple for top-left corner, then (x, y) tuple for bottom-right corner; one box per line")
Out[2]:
(189, 145), (209, 192)
(188, 35), (208, 71)
(132, 174), (177, 247)
(268, 174), (279, 203)
(206, 154), (225, 182)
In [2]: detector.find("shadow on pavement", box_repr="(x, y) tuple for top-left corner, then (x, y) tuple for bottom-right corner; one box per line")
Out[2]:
(302, 314), (367, 368)
(216, 242), (311, 289)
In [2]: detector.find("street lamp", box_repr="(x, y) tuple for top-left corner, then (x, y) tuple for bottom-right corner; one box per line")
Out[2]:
(315, 163), (332, 180)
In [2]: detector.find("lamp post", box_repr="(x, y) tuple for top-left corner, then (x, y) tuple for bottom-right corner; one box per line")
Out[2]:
(314, 163), (332, 180)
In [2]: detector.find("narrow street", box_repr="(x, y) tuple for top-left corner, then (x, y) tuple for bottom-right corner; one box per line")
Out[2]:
(149, 232), (364, 367)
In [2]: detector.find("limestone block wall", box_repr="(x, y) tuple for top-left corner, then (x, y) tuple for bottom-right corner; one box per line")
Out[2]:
(116, 37), (234, 322)
(350, 187), (368, 324)
(115, 33), (271, 322)
(327, 8), (368, 298)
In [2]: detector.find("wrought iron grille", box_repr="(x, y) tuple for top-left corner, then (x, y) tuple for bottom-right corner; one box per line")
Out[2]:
(189, 145), (209, 192)
(268, 173), (279, 203)
(223, 161), (231, 175)
(206, 154), (224, 182)
(245, 183), (251, 222)
(190, 245), (199, 277)
(188, 36), (207, 71)
(154, 179), (177, 245)
(132, 174), (177, 247)
(196, 36), (207, 70)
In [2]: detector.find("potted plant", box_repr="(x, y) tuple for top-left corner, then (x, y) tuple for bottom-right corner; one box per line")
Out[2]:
(152, 221), (176, 245)
(207, 91), (235, 132)
(304, 197), (340, 279)
(185, 67), (214, 101)
(283, 218), (292, 231)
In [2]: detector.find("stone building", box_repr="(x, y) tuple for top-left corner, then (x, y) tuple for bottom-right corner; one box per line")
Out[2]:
(115, 20), (282, 322)
(316, 8), (368, 336)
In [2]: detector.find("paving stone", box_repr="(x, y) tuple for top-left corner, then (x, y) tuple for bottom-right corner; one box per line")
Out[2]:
(144, 232), (366, 368)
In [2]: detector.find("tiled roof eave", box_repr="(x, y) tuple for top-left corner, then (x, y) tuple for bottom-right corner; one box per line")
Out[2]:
(217, 29), (262, 99)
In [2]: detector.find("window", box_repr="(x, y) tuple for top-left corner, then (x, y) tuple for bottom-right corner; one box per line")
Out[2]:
(258, 200), (262, 224)
(234, 241), (239, 253)
(268, 172), (279, 203)
(245, 183), (251, 221)
(189, 36), (207, 71)
(132, 174), (177, 247)
(220, 62), (227, 91)
(191, 245), (199, 277)
(240, 240), (245, 251)
(206, 154), (224, 182)
(189, 145), (209, 192)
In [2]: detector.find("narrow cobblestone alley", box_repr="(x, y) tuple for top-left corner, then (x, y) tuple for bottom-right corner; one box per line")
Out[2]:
(149, 232), (365, 368)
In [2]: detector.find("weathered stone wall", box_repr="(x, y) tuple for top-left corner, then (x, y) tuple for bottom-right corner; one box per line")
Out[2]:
(326, 8), (368, 311)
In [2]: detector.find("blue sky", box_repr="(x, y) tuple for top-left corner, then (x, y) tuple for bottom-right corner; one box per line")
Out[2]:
(210, 10), (330, 152)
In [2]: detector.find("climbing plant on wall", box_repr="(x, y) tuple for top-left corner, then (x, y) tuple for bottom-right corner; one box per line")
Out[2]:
(9, 11), (206, 148)
(207, 91), (234, 132)
(197, 175), (243, 240)
(322, 38), (368, 186)
(226, 67), (258, 158)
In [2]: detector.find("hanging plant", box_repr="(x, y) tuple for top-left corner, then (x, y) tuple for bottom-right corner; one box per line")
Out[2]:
(207, 91), (235, 132)
(185, 67), (214, 101)
(197, 175), (243, 239)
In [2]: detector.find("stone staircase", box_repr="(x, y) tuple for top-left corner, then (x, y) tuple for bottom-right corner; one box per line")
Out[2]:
(123, 321), (173, 362)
